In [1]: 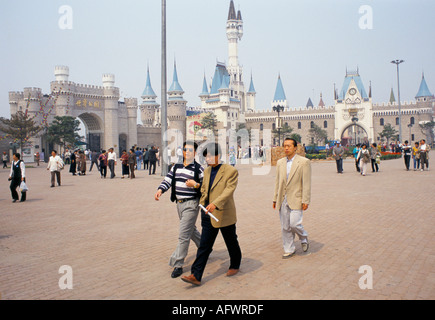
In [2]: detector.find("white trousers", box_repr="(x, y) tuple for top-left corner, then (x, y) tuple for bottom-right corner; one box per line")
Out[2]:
(279, 200), (308, 254)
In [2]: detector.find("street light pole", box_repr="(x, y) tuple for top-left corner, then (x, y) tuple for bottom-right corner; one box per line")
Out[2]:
(161, 0), (168, 176)
(391, 59), (404, 143)
(273, 105), (284, 146)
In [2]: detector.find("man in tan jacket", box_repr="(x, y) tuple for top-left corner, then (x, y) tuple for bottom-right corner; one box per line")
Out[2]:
(273, 138), (311, 259)
(181, 143), (242, 286)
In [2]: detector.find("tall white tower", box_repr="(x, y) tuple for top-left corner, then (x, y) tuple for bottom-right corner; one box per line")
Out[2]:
(226, 1), (246, 112)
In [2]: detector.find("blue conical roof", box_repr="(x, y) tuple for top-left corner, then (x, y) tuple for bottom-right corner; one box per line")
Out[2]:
(416, 73), (432, 98)
(142, 67), (156, 97)
(200, 75), (209, 96)
(273, 75), (286, 101)
(248, 75), (256, 93)
(169, 62), (184, 93)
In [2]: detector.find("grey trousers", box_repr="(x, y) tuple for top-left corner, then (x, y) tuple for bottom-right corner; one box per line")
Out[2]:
(169, 199), (201, 268)
(279, 200), (308, 254)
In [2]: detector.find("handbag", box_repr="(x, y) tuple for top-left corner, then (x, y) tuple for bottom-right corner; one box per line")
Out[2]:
(20, 181), (29, 192)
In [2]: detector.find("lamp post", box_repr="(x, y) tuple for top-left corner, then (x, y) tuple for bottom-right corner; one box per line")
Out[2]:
(161, 0), (168, 176)
(352, 116), (358, 145)
(273, 105), (284, 146)
(407, 123), (413, 143)
(391, 59), (404, 143)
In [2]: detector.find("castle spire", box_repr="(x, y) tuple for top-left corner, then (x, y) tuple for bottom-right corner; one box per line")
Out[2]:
(200, 74), (209, 96)
(318, 92), (325, 107)
(273, 75), (286, 102)
(247, 74), (256, 93)
(415, 72), (432, 98)
(142, 65), (157, 98)
(169, 61), (183, 93)
(389, 88), (396, 104)
(228, 0), (236, 20)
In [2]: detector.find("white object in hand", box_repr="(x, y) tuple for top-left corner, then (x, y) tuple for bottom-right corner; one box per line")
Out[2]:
(199, 204), (219, 222)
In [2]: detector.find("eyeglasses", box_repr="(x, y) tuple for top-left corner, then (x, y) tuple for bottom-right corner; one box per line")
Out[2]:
(183, 148), (194, 152)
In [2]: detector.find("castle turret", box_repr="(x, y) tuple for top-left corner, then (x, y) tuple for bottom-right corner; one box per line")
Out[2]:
(167, 62), (187, 145)
(272, 75), (288, 109)
(199, 75), (210, 108)
(415, 73), (433, 102)
(246, 74), (256, 111)
(140, 67), (159, 126)
(54, 66), (69, 82)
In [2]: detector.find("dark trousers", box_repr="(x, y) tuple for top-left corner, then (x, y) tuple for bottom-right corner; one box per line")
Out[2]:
(144, 160), (149, 170)
(10, 179), (26, 201)
(336, 159), (343, 173)
(51, 171), (61, 186)
(3, 160), (7, 168)
(129, 164), (135, 178)
(404, 155), (411, 170)
(100, 165), (107, 178)
(149, 161), (156, 175)
(108, 160), (116, 178)
(420, 153), (429, 170)
(355, 158), (360, 172)
(371, 159), (379, 172)
(191, 213), (242, 282)
(89, 160), (99, 172)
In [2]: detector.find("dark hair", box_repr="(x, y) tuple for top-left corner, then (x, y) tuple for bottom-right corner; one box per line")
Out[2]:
(283, 138), (297, 147)
(52, 150), (57, 154)
(14, 153), (20, 159)
(183, 140), (198, 151)
(202, 143), (221, 157)
(405, 140), (408, 144)
(372, 143), (377, 147)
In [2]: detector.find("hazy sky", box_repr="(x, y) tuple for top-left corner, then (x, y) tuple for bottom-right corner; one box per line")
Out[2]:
(1, 0), (434, 121)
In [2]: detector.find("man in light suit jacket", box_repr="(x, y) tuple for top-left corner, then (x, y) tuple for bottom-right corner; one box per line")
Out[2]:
(181, 143), (242, 286)
(273, 138), (311, 259)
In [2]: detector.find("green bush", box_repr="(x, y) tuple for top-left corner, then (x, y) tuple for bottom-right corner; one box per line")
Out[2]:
(305, 154), (327, 160)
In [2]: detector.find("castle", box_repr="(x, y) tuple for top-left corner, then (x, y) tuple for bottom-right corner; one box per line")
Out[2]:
(7, 1), (434, 162)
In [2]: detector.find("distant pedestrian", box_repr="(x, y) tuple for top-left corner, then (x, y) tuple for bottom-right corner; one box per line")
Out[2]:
(89, 150), (100, 172)
(47, 150), (64, 187)
(419, 139), (430, 171)
(143, 148), (149, 170)
(148, 146), (157, 175)
(402, 140), (412, 171)
(8, 153), (26, 203)
(3, 151), (9, 168)
(332, 142), (344, 174)
(98, 150), (108, 178)
(135, 148), (143, 170)
(34, 152), (40, 166)
(129, 149), (137, 179)
(107, 148), (117, 178)
(358, 144), (370, 176)
(370, 143), (380, 173)
(69, 150), (77, 176)
(78, 151), (86, 175)
(412, 142), (420, 171)
(353, 144), (361, 172)
(120, 150), (129, 178)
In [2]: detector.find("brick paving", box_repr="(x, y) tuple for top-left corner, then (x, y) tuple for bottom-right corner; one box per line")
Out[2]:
(0, 157), (434, 300)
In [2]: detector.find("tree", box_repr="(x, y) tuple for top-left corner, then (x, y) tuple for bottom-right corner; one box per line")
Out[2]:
(0, 111), (42, 155)
(46, 116), (83, 154)
(273, 123), (293, 142)
(201, 112), (218, 138)
(419, 120), (435, 146)
(309, 123), (328, 146)
(378, 123), (398, 145)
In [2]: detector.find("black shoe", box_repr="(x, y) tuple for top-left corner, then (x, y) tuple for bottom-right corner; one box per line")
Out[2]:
(171, 267), (183, 278)
(12, 199), (17, 203)
(20, 199), (26, 202)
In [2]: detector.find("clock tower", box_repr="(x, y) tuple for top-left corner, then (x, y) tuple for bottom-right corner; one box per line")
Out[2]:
(334, 69), (374, 144)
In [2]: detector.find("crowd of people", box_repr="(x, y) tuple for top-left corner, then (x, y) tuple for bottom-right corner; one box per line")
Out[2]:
(331, 139), (431, 175)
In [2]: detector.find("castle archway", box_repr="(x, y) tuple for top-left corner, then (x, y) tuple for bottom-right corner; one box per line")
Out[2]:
(76, 112), (104, 152)
(340, 123), (369, 147)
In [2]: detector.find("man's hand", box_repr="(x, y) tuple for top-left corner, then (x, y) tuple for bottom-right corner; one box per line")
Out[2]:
(154, 189), (163, 201)
(272, 202), (276, 209)
(206, 203), (217, 213)
(302, 203), (309, 211)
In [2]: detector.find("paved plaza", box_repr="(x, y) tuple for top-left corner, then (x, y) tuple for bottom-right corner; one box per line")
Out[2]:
(0, 157), (434, 300)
